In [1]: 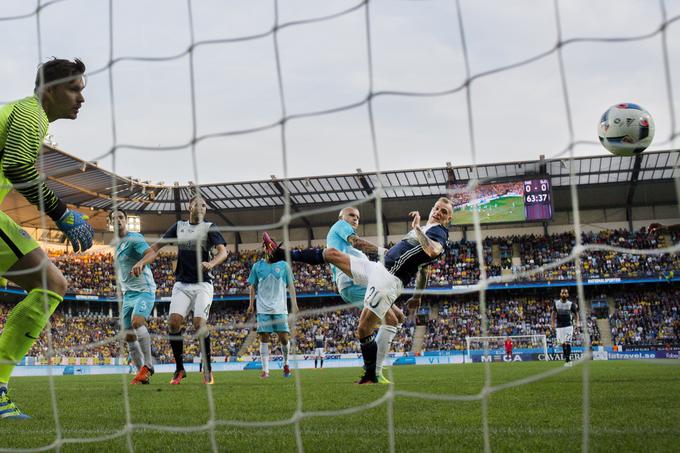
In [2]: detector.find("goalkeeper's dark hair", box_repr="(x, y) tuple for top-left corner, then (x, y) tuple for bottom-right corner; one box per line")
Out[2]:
(189, 195), (206, 206)
(109, 209), (127, 220)
(34, 58), (86, 92)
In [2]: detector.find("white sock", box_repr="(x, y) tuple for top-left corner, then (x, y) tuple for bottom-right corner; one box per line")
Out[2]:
(282, 342), (289, 366)
(127, 340), (144, 370)
(260, 342), (270, 373)
(135, 325), (153, 368)
(375, 325), (398, 375)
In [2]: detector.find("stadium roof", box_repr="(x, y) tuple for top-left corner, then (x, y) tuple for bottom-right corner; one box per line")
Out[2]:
(36, 146), (680, 211)
(2, 146), (678, 232)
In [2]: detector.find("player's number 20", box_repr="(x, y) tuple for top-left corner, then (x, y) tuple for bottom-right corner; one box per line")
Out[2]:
(366, 286), (380, 308)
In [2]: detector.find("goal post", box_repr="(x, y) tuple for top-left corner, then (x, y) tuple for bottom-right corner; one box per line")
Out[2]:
(465, 335), (548, 361)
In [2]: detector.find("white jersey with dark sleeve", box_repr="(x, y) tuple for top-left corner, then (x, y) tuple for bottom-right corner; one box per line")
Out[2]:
(314, 335), (325, 349)
(554, 299), (577, 328)
(162, 220), (226, 284)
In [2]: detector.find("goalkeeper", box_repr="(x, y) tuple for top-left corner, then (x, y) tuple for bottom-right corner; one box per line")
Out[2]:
(0, 58), (93, 419)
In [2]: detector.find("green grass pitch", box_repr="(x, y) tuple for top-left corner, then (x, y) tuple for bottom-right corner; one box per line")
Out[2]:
(2, 361), (679, 452)
(452, 196), (525, 225)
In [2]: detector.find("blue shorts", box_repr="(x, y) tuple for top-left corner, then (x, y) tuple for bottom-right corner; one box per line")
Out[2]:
(256, 313), (289, 333)
(122, 291), (155, 330)
(339, 284), (366, 308)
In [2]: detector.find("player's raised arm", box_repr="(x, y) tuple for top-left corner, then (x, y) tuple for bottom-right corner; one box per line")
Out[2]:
(409, 211), (444, 257)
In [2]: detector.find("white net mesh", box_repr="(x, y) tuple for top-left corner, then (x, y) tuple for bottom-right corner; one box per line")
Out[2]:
(0, 0), (679, 452)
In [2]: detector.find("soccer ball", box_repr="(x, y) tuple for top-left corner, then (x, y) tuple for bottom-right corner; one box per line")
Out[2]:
(597, 103), (654, 156)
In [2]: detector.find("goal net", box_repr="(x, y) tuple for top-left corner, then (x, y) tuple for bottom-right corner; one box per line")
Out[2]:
(465, 335), (548, 362)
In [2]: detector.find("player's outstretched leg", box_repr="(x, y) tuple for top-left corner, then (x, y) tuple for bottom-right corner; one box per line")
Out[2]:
(262, 233), (324, 265)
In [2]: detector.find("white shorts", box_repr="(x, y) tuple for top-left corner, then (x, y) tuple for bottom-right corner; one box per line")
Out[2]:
(556, 326), (574, 344)
(314, 348), (325, 359)
(349, 256), (403, 320)
(170, 282), (214, 319)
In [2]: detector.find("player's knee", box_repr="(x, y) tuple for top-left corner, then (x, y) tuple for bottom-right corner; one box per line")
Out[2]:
(168, 315), (183, 333)
(193, 319), (207, 334)
(356, 322), (372, 339)
(384, 309), (398, 326)
(393, 306), (405, 325)
(131, 317), (146, 330)
(278, 333), (289, 344)
(323, 247), (339, 262)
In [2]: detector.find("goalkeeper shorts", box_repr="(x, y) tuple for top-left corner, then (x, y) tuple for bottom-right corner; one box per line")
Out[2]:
(0, 210), (40, 276)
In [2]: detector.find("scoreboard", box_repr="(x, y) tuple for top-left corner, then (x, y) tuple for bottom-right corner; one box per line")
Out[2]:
(523, 178), (552, 221)
(449, 177), (554, 225)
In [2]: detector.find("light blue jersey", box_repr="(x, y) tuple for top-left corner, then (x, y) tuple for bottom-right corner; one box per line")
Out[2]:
(326, 219), (368, 292)
(114, 232), (156, 294)
(248, 260), (292, 314)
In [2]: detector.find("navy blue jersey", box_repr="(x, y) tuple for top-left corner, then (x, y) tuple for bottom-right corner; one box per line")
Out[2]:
(384, 224), (449, 286)
(162, 220), (226, 284)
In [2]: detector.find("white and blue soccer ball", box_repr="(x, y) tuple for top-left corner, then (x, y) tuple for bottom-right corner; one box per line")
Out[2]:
(597, 103), (655, 156)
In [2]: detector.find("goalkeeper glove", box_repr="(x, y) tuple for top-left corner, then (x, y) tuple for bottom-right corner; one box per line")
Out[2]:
(57, 209), (94, 252)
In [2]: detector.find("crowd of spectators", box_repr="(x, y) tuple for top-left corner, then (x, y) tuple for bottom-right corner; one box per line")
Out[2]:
(4, 285), (680, 360)
(609, 290), (680, 346)
(45, 227), (678, 296)
(48, 248), (335, 297)
(2, 226), (676, 361)
(513, 228), (677, 282)
(19, 306), (251, 362)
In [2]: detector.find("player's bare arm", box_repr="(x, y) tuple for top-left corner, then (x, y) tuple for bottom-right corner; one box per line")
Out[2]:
(410, 211), (444, 257)
(347, 234), (380, 254)
(202, 244), (228, 271)
(407, 266), (429, 314)
(131, 242), (163, 277)
(247, 285), (256, 315)
(288, 282), (299, 314)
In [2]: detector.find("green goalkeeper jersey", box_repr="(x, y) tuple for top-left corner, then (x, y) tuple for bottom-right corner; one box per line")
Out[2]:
(0, 96), (66, 220)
